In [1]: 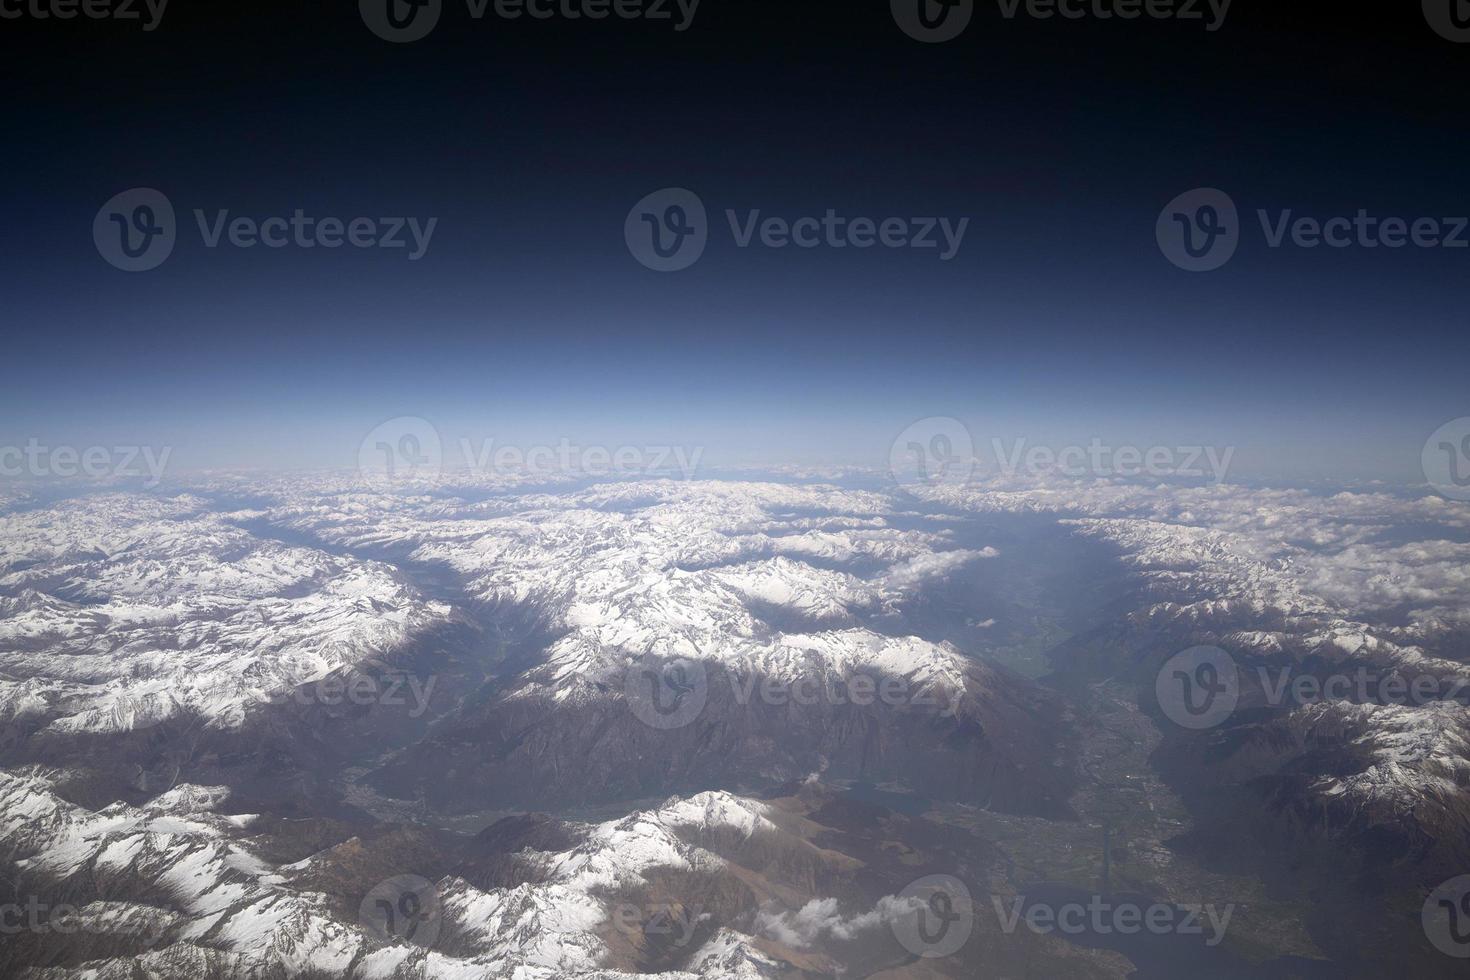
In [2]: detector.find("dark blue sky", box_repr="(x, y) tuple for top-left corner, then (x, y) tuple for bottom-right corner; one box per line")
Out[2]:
(3, 2), (1467, 480)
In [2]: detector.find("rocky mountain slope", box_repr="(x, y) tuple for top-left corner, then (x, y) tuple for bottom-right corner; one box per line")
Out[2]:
(2, 474), (1467, 976)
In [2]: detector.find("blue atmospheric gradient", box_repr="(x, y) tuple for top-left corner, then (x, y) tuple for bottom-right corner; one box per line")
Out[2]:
(2, 2), (1466, 483)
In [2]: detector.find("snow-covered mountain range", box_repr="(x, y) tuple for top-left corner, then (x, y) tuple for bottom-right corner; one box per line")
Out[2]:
(1, 473), (1466, 977)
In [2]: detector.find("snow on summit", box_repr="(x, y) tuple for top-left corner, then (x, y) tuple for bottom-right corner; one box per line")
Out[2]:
(0, 493), (456, 733)
(2, 473), (1468, 978)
